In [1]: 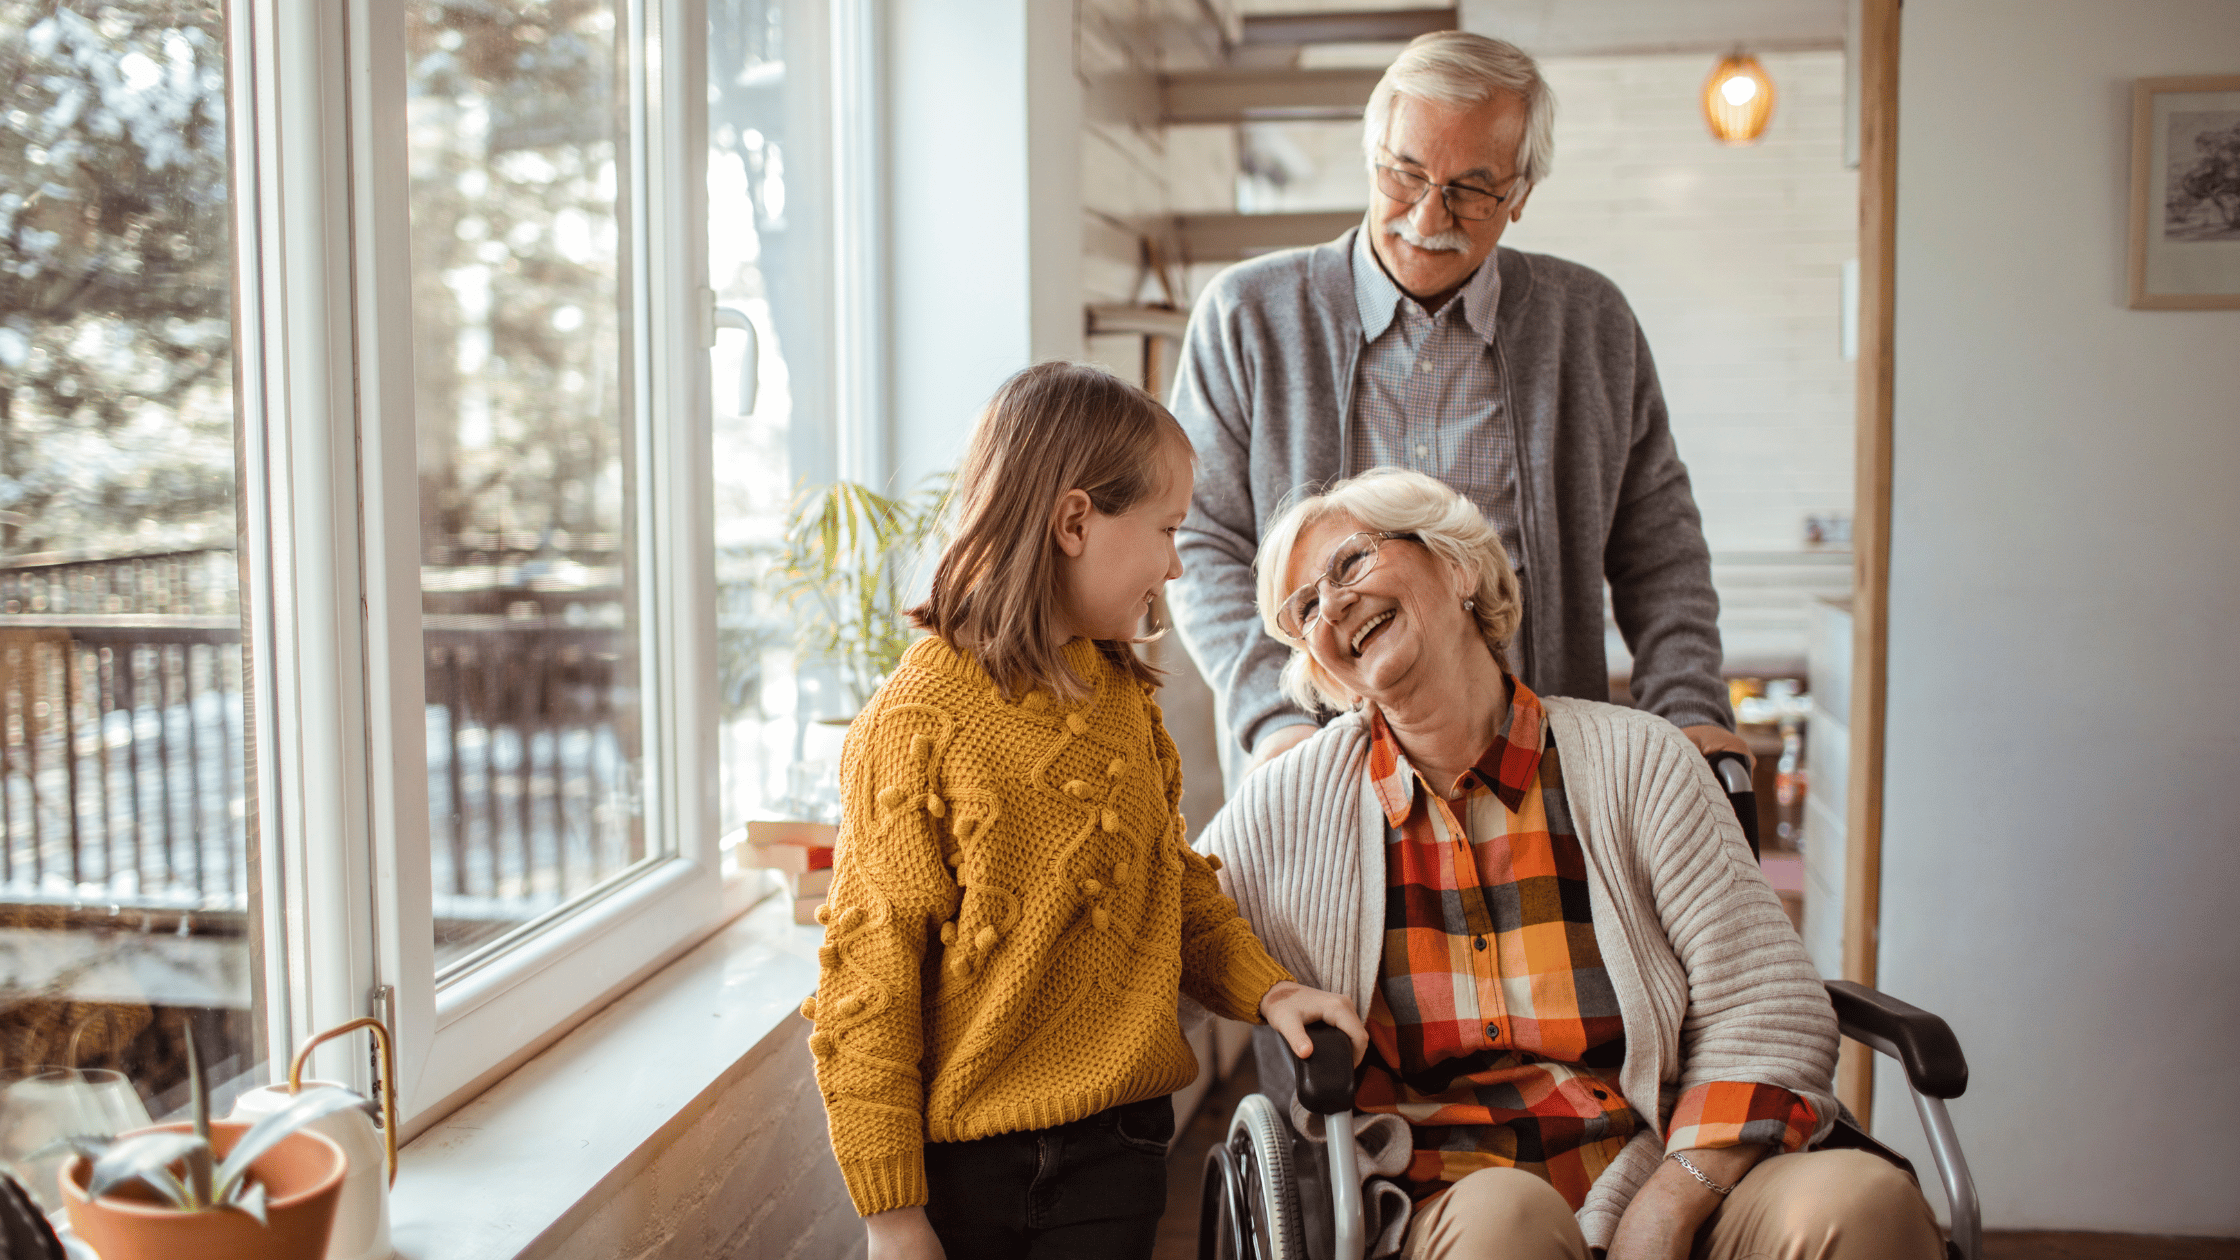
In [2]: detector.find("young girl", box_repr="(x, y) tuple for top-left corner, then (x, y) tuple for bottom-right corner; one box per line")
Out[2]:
(804, 362), (1364, 1260)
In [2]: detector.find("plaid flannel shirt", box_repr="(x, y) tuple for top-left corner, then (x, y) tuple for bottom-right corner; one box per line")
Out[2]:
(1355, 678), (1815, 1210)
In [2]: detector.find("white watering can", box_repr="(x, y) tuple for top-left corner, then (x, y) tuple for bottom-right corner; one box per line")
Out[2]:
(229, 1017), (399, 1260)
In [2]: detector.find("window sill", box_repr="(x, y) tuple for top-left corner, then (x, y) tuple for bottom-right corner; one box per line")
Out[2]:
(390, 891), (859, 1260)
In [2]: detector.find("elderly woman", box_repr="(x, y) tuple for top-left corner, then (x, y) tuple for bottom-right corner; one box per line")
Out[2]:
(1200, 469), (1940, 1260)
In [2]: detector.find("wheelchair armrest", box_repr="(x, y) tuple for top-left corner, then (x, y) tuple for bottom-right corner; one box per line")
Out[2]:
(1825, 980), (1969, 1100)
(1289, 1022), (1357, 1115)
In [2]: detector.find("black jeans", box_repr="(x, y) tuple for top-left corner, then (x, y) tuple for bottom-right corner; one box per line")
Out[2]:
(923, 1094), (1174, 1260)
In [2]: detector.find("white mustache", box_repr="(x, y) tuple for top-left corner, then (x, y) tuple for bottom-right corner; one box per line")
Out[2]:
(1385, 218), (1472, 253)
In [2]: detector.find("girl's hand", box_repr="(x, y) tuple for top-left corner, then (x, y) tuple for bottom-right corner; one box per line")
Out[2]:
(865, 1206), (946, 1260)
(1259, 980), (1369, 1066)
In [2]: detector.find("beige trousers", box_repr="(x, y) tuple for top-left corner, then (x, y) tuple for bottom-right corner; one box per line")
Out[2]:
(1400, 1149), (1943, 1260)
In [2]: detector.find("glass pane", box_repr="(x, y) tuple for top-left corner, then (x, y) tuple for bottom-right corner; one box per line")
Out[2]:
(709, 0), (839, 838)
(406, 0), (654, 971)
(0, 0), (261, 1208)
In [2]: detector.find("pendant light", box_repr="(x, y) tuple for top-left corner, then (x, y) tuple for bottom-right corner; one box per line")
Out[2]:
(1702, 52), (1776, 145)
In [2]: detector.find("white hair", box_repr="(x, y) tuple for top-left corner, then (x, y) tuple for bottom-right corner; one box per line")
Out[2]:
(1255, 468), (1523, 714)
(1361, 31), (1557, 187)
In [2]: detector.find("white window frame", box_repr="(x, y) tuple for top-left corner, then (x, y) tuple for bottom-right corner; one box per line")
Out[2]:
(226, 0), (865, 1131)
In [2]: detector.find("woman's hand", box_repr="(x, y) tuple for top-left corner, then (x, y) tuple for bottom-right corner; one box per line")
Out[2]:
(1605, 1146), (1768, 1260)
(1259, 980), (1369, 1066)
(865, 1206), (946, 1260)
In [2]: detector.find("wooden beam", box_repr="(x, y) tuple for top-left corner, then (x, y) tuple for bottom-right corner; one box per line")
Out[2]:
(1840, 0), (1900, 1127)
(1086, 304), (1190, 341)
(1174, 210), (1361, 263)
(1160, 69), (1382, 125)
(1238, 8), (1455, 46)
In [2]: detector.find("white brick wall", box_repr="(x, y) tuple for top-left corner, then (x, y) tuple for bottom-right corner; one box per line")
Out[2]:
(1226, 51), (1860, 556)
(1508, 51), (1858, 555)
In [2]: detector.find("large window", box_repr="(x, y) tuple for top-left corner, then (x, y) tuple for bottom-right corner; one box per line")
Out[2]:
(4, 0), (863, 1142)
(708, 0), (840, 837)
(405, 0), (658, 972)
(0, 0), (259, 1204)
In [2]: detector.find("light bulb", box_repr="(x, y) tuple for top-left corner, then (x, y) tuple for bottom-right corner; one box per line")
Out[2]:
(1720, 75), (1758, 106)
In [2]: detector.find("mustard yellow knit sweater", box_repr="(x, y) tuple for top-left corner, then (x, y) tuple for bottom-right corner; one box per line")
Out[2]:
(805, 635), (1293, 1216)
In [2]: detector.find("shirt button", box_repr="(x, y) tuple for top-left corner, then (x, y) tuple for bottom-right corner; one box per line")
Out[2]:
(1472, 935), (1486, 952)
(1593, 1090), (1609, 1100)
(1414, 361), (1430, 374)
(1486, 1024), (1500, 1040)
(1415, 443), (1429, 459)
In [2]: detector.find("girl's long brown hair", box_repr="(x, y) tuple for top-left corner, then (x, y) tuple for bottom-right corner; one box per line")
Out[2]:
(908, 361), (1189, 701)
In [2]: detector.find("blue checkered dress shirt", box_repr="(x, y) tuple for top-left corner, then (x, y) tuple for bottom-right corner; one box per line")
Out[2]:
(1348, 226), (1524, 575)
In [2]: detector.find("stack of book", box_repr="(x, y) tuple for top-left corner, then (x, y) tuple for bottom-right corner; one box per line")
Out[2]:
(743, 820), (838, 924)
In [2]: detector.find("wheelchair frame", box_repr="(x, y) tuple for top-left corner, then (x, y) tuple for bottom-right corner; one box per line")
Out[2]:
(1198, 757), (1980, 1260)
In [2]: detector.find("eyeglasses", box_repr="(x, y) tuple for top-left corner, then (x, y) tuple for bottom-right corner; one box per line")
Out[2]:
(1371, 162), (1520, 222)
(1275, 531), (1419, 640)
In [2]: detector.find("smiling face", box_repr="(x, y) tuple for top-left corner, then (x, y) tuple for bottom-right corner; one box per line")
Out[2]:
(1366, 90), (1534, 302)
(1055, 437), (1193, 642)
(1282, 512), (1481, 707)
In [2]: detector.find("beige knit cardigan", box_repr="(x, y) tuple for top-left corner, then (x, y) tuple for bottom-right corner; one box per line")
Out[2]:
(1199, 696), (1839, 1249)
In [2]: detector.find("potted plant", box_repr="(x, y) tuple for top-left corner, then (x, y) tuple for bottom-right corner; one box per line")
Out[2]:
(770, 474), (949, 715)
(49, 1034), (359, 1260)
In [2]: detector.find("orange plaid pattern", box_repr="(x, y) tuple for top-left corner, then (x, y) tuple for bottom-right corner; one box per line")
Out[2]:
(1354, 678), (1813, 1210)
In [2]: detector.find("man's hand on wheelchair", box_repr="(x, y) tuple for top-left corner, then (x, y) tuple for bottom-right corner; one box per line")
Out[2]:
(1258, 980), (1368, 1066)
(1680, 723), (1752, 769)
(865, 1205), (945, 1260)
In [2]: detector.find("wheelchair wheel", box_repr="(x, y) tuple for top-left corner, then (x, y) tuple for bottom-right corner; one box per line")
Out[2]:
(1196, 1093), (1305, 1260)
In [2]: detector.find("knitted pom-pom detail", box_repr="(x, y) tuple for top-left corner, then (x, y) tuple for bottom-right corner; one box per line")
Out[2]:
(1101, 810), (1119, 833)
(809, 1031), (836, 1058)
(911, 733), (934, 761)
(1204, 853), (1224, 871)
(800, 996), (819, 1020)
(876, 785), (905, 810)
(814, 903), (833, 925)
(1023, 691), (1049, 710)
(1064, 780), (1091, 799)
(1066, 714), (1088, 735)
(974, 925), (998, 952)
(1080, 879), (1102, 896)
(834, 995), (864, 1018)
(939, 921), (957, 945)
(818, 944), (840, 967)
(836, 906), (865, 932)
(1107, 758), (1127, 778)
(925, 794), (947, 818)
(1091, 907), (1110, 930)
(1113, 860), (1133, 885)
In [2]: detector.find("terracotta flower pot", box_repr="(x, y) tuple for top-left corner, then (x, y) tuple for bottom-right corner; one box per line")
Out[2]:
(61, 1120), (346, 1260)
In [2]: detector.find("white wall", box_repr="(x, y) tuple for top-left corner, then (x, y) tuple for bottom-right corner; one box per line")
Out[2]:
(886, 0), (1082, 492)
(1506, 51), (1858, 556)
(1877, 0), (2240, 1234)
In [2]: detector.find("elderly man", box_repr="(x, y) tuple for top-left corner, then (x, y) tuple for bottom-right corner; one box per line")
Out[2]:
(1170, 31), (1745, 778)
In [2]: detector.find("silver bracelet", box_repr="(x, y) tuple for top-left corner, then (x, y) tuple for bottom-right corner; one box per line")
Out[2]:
(1665, 1151), (1736, 1196)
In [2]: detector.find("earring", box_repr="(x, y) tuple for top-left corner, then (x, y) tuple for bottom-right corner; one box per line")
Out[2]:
(1463, 599), (1476, 612)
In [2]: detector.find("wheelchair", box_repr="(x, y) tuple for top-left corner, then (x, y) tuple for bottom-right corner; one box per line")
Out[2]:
(1198, 754), (1980, 1260)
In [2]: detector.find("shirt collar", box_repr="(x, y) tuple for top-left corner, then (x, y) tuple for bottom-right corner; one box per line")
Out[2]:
(1366, 675), (1547, 826)
(1350, 216), (1504, 347)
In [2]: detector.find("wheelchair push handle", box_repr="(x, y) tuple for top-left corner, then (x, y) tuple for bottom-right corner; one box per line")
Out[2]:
(1705, 748), (1760, 856)
(1289, 1022), (1357, 1115)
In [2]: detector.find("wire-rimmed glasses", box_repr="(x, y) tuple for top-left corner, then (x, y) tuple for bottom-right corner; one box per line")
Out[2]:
(1371, 162), (1521, 222)
(1275, 531), (1419, 640)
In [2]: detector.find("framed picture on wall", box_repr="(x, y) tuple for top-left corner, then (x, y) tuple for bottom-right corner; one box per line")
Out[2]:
(2129, 75), (2240, 309)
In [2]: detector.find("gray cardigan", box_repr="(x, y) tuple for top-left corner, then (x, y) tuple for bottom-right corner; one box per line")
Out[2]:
(1199, 697), (1839, 1249)
(1167, 230), (1731, 769)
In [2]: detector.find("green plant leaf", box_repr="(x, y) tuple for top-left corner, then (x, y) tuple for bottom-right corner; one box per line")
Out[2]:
(28, 1135), (117, 1165)
(225, 1177), (269, 1226)
(88, 1132), (205, 1205)
(213, 1087), (361, 1203)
